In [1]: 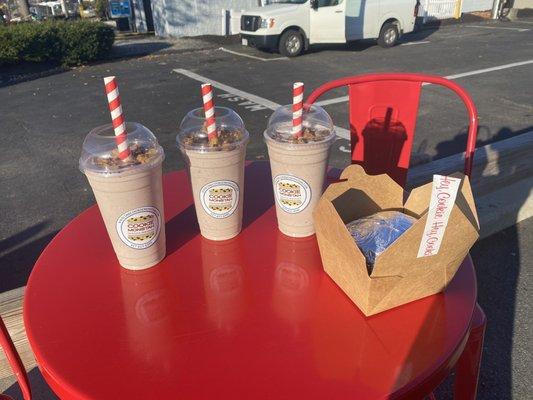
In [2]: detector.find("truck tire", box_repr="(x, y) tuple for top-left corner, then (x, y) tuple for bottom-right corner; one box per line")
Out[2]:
(378, 23), (399, 48)
(279, 30), (304, 57)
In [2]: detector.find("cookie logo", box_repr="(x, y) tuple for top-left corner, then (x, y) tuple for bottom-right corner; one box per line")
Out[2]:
(274, 175), (311, 214)
(275, 262), (310, 293)
(209, 264), (244, 295)
(116, 207), (161, 249)
(200, 180), (239, 219)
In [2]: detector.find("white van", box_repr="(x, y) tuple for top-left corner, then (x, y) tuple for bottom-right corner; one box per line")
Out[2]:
(240, 0), (420, 57)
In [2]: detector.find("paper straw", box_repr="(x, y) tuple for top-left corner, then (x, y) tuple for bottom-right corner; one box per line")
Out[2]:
(292, 82), (304, 138)
(201, 83), (218, 140)
(103, 76), (131, 161)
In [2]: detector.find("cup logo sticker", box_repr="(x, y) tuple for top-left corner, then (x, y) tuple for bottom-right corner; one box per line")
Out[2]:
(274, 175), (311, 214)
(116, 207), (161, 249)
(200, 180), (239, 219)
(210, 264), (244, 295)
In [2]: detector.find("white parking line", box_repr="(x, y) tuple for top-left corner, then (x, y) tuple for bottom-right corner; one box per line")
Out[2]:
(401, 40), (431, 46)
(314, 59), (533, 107)
(174, 68), (280, 109)
(173, 68), (351, 140)
(464, 25), (529, 32)
(219, 47), (289, 62)
(315, 96), (349, 107)
(444, 59), (533, 79)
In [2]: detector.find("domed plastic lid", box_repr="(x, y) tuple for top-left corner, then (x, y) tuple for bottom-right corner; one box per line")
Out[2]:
(176, 107), (249, 152)
(265, 104), (335, 144)
(79, 122), (164, 175)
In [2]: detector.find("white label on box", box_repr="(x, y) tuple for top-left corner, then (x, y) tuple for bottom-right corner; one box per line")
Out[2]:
(417, 175), (462, 258)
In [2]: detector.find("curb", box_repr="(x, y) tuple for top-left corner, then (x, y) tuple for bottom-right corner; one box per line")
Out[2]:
(108, 44), (218, 60)
(419, 15), (488, 30)
(408, 131), (533, 239)
(419, 12), (533, 31)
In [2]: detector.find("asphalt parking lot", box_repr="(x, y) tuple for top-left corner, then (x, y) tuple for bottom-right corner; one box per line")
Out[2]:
(1, 17), (532, 399)
(4, 20), (532, 288)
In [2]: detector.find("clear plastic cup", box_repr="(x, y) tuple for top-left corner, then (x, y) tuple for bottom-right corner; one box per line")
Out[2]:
(264, 105), (335, 237)
(177, 107), (249, 241)
(79, 122), (166, 270)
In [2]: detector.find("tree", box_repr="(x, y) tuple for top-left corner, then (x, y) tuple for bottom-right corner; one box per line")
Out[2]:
(94, 0), (108, 19)
(16, 0), (30, 18)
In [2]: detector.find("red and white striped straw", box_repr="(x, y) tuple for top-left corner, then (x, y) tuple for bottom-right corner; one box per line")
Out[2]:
(292, 82), (304, 138)
(103, 76), (131, 161)
(201, 83), (218, 140)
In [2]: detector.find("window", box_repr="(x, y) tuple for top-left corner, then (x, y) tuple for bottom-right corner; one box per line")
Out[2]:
(318, 0), (342, 6)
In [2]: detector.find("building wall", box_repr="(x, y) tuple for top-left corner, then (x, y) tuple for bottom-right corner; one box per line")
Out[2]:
(461, 0), (493, 13)
(150, 0), (260, 38)
(513, 0), (533, 9)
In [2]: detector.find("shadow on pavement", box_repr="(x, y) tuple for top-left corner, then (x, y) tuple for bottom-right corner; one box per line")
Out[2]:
(0, 62), (69, 89)
(0, 40), (172, 89)
(109, 40), (173, 59)
(0, 222), (58, 293)
(2, 367), (58, 400)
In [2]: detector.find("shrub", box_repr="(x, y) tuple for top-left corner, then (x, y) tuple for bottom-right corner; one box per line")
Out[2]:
(0, 28), (18, 64)
(0, 20), (114, 66)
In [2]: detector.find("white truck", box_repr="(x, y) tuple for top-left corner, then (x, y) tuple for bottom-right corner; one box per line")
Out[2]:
(240, 0), (420, 57)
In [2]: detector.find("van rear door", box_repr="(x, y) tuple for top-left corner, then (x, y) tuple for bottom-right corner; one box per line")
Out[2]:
(309, 0), (346, 43)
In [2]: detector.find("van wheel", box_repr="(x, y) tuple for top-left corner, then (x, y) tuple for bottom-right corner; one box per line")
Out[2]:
(279, 30), (304, 57)
(378, 23), (399, 48)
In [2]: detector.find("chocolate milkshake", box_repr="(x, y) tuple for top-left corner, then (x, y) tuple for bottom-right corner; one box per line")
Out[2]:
(177, 107), (249, 241)
(80, 122), (166, 270)
(264, 105), (335, 237)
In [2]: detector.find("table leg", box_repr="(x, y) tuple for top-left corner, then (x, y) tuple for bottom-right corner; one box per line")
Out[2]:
(454, 304), (486, 400)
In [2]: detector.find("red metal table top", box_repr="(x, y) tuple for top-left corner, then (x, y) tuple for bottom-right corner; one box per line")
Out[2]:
(24, 162), (477, 400)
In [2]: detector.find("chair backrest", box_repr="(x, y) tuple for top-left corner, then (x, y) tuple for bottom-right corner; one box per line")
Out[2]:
(306, 73), (478, 187)
(0, 316), (31, 400)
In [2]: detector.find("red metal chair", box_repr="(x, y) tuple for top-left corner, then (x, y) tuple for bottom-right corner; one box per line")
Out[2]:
(307, 73), (486, 399)
(0, 316), (31, 400)
(306, 73), (478, 187)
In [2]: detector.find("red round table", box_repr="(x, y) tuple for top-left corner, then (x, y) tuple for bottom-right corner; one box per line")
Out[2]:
(24, 162), (481, 399)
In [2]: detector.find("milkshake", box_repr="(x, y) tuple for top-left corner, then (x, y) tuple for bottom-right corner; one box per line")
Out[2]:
(80, 122), (166, 270)
(265, 104), (335, 237)
(177, 107), (249, 241)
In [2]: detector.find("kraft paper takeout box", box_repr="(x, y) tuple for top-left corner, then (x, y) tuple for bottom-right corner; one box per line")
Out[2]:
(313, 165), (480, 316)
